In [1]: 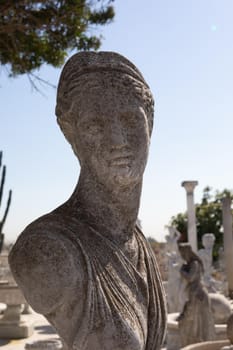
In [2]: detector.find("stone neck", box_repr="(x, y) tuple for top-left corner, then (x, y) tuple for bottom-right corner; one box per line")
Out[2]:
(69, 170), (142, 242)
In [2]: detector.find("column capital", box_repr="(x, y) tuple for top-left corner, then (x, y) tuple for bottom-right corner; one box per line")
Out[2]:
(181, 181), (198, 194)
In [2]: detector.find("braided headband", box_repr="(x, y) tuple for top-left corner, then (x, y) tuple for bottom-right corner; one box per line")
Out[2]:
(55, 51), (154, 143)
(56, 51), (149, 101)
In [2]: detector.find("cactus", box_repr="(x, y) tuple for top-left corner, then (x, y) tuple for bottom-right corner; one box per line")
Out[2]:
(0, 151), (12, 253)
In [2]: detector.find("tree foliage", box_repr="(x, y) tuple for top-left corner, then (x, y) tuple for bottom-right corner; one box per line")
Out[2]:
(170, 187), (233, 260)
(0, 0), (114, 76)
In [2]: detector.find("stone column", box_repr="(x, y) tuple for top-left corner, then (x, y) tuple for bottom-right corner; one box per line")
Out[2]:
(181, 181), (198, 252)
(222, 197), (233, 298)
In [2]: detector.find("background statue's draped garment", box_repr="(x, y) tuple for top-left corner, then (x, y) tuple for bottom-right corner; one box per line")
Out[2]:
(178, 259), (215, 347)
(39, 214), (167, 350)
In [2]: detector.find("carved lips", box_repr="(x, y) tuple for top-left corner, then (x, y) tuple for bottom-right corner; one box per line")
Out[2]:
(109, 153), (133, 167)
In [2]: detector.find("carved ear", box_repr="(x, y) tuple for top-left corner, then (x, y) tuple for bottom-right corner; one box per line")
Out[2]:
(57, 118), (81, 162)
(55, 100), (78, 146)
(57, 119), (74, 145)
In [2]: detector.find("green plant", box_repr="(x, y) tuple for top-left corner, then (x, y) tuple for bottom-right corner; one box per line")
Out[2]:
(0, 151), (12, 252)
(170, 187), (233, 260)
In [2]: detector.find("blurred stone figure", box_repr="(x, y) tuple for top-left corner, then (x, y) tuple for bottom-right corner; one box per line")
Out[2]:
(166, 226), (186, 312)
(9, 52), (166, 350)
(177, 243), (215, 347)
(198, 233), (217, 292)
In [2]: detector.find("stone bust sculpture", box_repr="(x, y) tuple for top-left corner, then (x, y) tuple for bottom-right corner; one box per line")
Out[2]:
(9, 52), (166, 350)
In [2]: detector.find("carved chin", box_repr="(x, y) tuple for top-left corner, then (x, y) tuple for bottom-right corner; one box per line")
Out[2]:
(87, 160), (145, 187)
(110, 167), (143, 187)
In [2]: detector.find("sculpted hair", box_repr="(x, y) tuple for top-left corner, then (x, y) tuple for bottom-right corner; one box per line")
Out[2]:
(55, 51), (154, 144)
(178, 243), (204, 273)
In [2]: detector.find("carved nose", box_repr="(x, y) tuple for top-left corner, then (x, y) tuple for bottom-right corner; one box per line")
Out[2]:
(108, 121), (126, 148)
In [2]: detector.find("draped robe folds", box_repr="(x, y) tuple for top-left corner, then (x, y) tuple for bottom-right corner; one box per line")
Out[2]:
(178, 260), (216, 347)
(9, 213), (167, 350)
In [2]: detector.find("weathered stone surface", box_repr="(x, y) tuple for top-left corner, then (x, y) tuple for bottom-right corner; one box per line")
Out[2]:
(9, 52), (167, 350)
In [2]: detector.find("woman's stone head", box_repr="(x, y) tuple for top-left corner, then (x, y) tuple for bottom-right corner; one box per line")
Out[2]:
(56, 52), (154, 143)
(55, 52), (155, 186)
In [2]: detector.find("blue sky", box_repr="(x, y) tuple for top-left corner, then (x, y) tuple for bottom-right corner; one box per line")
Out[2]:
(1, 0), (233, 243)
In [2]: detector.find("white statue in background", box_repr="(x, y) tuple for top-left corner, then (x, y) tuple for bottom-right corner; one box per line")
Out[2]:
(198, 233), (217, 292)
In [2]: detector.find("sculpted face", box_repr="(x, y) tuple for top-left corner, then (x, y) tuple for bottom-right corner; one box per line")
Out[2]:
(179, 245), (191, 262)
(70, 83), (150, 188)
(202, 234), (215, 249)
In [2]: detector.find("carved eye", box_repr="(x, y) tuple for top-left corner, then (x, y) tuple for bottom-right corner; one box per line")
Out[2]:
(87, 124), (102, 135)
(80, 119), (104, 136)
(121, 108), (146, 128)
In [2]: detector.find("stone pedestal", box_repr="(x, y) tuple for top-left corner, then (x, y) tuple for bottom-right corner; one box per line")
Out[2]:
(0, 314), (34, 338)
(222, 197), (233, 298)
(181, 181), (198, 252)
(22, 303), (33, 314)
(25, 338), (63, 349)
(0, 285), (34, 338)
(167, 312), (227, 350)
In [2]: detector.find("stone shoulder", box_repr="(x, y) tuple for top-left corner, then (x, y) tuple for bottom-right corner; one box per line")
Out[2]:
(9, 214), (85, 315)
